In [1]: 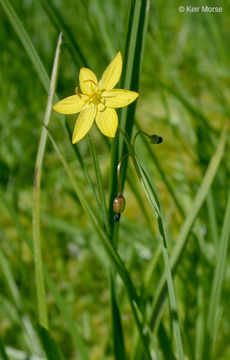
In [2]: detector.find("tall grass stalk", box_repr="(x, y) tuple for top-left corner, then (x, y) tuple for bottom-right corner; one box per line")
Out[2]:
(33, 33), (62, 328)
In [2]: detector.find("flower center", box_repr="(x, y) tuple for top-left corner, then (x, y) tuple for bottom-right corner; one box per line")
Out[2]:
(91, 91), (102, 106)
(83, 90), (106, 109)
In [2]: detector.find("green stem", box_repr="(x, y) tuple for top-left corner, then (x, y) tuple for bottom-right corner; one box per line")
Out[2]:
(87, 135), (110, 233)
(32, 33), (62, 328)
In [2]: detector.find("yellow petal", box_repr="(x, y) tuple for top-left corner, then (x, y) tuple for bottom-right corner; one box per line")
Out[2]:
(72, 105), (96, 143)
(99, 52), (122, 90)
(95, 107), (118, 138)
(102, 89), (139, 108)
(79, 68), (98, 95)
(53, 95), (86, 114)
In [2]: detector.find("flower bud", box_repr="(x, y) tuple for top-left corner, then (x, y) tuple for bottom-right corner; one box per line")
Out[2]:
(113, 193), (126, 214)
(150, 135), (163, 144)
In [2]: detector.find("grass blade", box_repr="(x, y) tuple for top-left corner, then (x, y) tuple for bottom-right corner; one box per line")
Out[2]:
(149, 121), (228, 329)
(158, 322), (176, 360)
(131, 151), (185, 359)
(206, 189), (219, 249)
(195, 285), (205, 360)
(33, 32), (62, 328)
(90, 0), (115, 59)
(87, 135), (110, 233)
(110, 274), (126, 360)
(40, 0), (88, 67)
(87, 136), (126, 358)
(36, 324), (66, 360)
(206, 190), (230, 354)
(119, 0), (149, 146)
(0, 0), (50, 93)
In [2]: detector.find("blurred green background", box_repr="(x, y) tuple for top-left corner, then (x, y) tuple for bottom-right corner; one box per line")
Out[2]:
(0, 0), (230, 359)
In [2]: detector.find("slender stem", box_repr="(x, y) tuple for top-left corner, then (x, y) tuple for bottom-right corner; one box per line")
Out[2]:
(33, 33), (62, 328)
(87, 135), (110, 233)
(132, 130), (149, 148)
(117, 154), (130, 194)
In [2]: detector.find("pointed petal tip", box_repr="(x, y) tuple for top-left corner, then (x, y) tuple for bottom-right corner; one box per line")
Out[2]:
(52, 95), (85, 114)
(117, 51), (122, 59)
(72, 137), (78, 144)
(53, 103), (61, 113)
(102, 89), (139, 108)
(132, 91), (139, 100)
(105, 132), (116, 138)
(96, 107), (118, 137)
(72, 132), (81, 144)
(80, 66), (89, 73)
(79, 68), (98, 94)
(99, 51), (123, 90)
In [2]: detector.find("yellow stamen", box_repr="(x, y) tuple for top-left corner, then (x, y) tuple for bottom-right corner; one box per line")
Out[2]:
(75, 86), (82, 98)
(84, 92), (96, 104)
(84, 79), (97, 86)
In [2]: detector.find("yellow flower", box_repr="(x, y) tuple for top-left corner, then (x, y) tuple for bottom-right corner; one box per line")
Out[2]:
(53, 52), (139, 143)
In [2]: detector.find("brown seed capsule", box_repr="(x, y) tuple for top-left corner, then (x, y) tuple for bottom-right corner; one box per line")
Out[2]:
(113, 193), (126, 214)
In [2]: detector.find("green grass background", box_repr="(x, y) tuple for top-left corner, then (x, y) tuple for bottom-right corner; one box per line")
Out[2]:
(0, 0), (230, 359)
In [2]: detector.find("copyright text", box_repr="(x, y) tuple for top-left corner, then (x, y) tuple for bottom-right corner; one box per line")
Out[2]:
(178, 6), (223, 13)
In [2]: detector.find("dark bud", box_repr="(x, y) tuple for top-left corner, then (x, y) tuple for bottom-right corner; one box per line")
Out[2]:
(150, 135), (163, 144)
(113, 193), (126, 214)
(114, 213), (121, 222)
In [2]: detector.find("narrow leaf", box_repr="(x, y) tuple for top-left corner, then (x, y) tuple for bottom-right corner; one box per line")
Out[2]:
(150, 122), (228, 329)
(36, 324), (66, 360)
(207, 190), (230, 341)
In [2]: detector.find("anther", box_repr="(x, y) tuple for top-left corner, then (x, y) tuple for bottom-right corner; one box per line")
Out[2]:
(84, 92), (96, 104)
(83, 79), (97, 86)
(75, 87), (82, 98)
